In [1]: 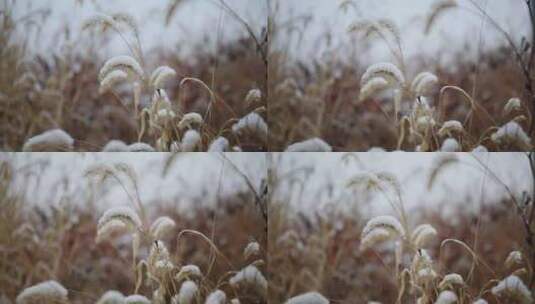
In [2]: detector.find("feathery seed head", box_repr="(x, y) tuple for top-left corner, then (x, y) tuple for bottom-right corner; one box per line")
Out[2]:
(285, 292), (329, 304)
(491, 275), (533, 303)
(207, 137), (230, 152)
(151, 66), (177, 89)
(205, 290), (226, 304)
(16, 281), (68, 304)
(96, 290), (125, 304)
(361, 62), (405, 87)
(150, 216), (176, 239)
(23, 129), (74, 152)
(438, 121), (464, 137)
(285, 138), (332, 152)
(178, 113), (203, 130)
(99, 55), (143, 82)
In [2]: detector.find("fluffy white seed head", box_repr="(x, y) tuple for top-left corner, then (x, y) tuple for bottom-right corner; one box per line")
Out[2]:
(438, 120), (464, 137)
(439, 273), (464, 290)
(96, 219), (128, 243)
(23, 129), (74, 152)
(180, 130), (201, 152)
(440, 138), (461, 152)
(231, 299), (241, 304)
(244, 241), (260, 259)
(472, 299), (488, 304)
(504, 98), (522, 115)
(285, 138), (332, 152)
(207, 137), (230, 152)
(491, 121), (531, 150)
(128, 142), (155, 152)
(414, 115), (436, 134)
(125, 295), (151, 304)
(178, 113), (203, 130)
(100, 70), (128, 94)
(149, 240), (170, 266)
(102, 140), (129, 152)
(175, 265), (203, 282)
(232, 112), (268, 140)
(96, 290), (125, 304)
(411, 72), (438, 97)
(151, 66), (177, 89)
(491, 275), (533, 303)
(411, 224), (437, 248)
(150, 216), (176, 239)
(245, 89), (262, 105)
(435, 290), (458, 304)
(205, 290), (226, 304)
(361, 215), (405, 250)
(361, 62), (405, 87)
(359, 77), (390, 101)
(505, 251), (523, 269)
(229, 265), (267, 297)
(16, 280), (68, 304)
(285, 292), (329, 304)
(416, 267), (438, 285)
(99, 55), (143, 82)
(155, 108), (176, 126)
(97, 206), (142, 234)
(172, 280), (198, 304)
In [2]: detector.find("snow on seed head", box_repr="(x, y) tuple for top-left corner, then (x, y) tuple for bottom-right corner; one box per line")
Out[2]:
(178, 113), (203, 130)
(229, 265), (267, 297)
(149, 240), (170, 264)
(491, 275), (533, 303)
(99, 70), (128, 94)
(180, 130), (201, 152)
(285, 138), (332, 152)
(150, 216), (176, 239)
(359, 77), (390, 101)
(175, 265), (203, 282)
(23, 129), (74, 152)
(205, 290), (226, 304)
(411, 72), (438, 97)
(102, 140), (129, 152)
(97, 206), (142, 234)
(438, 120), (464, 137)
(435, 290), (458, 304)
(128, 142), (155, 152)
(361, 62), (405, 87)
(155, 108), (176, 126)
(361, 215), (404, 250)
(232, 112), (268, 140)
(96, 290), (125, 304)
(285, 292), (329, 304)
(439, 273), (464, 290)
(244, 241), (260, 259)
(504, 98), (522, 115)
(245, 89), (262, 105)
(99, 55), (143, 82)
(491, 121), (531, 150)
(440, 138), (461, 152)
(411, 224), (437, 248)
(151, 66), (177, 89)
(505, 251), (523, 269)
(96, 218), (128, 243)
(172, 280), (198, 304)
(16, 280), (68, 304)
(207, 137), (230, 152)
(125, 295), (151, 304)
